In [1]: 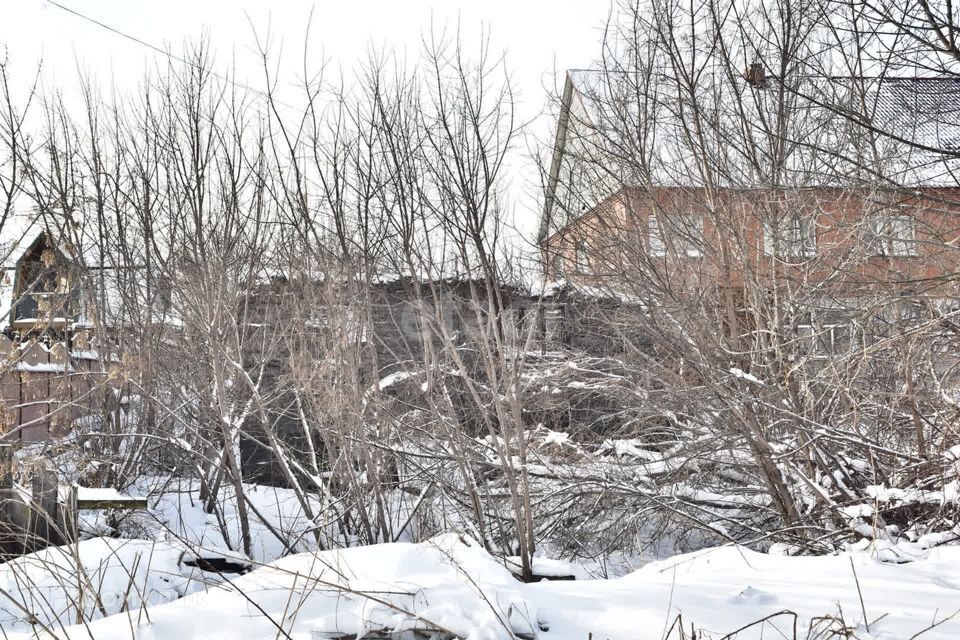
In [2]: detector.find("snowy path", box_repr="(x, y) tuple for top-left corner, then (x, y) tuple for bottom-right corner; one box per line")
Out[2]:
(3, 535), (959, 639)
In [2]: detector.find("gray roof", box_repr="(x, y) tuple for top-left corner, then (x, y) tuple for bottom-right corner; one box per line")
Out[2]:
(867, 77), (960, 153)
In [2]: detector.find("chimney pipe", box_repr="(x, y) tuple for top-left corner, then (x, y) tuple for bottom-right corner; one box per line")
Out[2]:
(745, 62), (765, 87)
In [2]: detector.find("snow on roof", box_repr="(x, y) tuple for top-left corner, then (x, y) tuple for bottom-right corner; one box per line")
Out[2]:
(0, 211), (44, 269)
(0, 212), (44, 330)
(540, 279), (646, 306)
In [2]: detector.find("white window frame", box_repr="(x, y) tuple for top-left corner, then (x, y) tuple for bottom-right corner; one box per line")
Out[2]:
(872, 213), (918, 257)
(551, 253), (564, 279)
(796, 317), (856, 357)
(819, 323), (852, 355)
(648, 214), (666, 257)
(796, 320), (815, 348)
(575, 240), (591, 274)
(763, 215), (817, 259)
(648, 212), (703, 258)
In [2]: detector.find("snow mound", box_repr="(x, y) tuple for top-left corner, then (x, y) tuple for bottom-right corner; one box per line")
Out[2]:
(6, 537), (960, 639)
(0, 539), (191, 634)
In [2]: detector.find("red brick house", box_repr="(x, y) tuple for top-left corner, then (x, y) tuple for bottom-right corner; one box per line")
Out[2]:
(539, 70), (960, 338)
(544, 185), (960, 291)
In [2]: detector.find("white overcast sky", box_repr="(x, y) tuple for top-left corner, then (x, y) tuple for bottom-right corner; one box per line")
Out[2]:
(0, 0), (613, 237)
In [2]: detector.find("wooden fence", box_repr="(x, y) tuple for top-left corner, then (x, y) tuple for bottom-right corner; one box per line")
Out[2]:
(0, 336), (104, 442)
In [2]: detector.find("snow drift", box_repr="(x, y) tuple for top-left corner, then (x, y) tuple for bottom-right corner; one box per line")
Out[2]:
(2, 534), (958, 639)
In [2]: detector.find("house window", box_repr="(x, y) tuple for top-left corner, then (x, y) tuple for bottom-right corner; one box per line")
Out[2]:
(896, 298), (926, 325)
(575, 240), (591, 274)
(14, 243), (73, 323)
(19, 258), (60, 294)
(544, 303), (567, 345)
(648, 212), (703, 257)
(873, 214), (917, 257)
(764, 215), (816, 259)
(818, 323), (852, 354)
(648, 215), (666, 257)
(550, 253), (564, 279)
(796, 314), (856, 356)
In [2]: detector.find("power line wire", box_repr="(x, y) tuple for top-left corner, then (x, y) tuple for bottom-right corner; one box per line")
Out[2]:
(44, 0), (306, 113)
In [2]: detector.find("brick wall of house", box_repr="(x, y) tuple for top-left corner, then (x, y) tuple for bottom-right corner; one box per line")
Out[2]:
(543, 186), (960, 299)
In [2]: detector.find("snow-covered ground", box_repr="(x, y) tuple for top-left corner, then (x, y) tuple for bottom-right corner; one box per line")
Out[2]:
(0, 539), (187, 633)
(80, 477), (325, 565)
(2, 534), (959, 639)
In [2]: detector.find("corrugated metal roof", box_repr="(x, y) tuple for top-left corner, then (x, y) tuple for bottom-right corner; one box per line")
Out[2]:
(869, 77), (960, 152)
(563, 70), (960, 184)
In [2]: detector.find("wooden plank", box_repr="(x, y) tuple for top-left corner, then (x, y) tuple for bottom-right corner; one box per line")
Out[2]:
(20, 372), (49, 442)
(0, 336), (14, 359)
(76, 498), (148, 510)
(20, 341), (46, 367)
(75, 487), (148, 510)
(0, 372), (19, 435)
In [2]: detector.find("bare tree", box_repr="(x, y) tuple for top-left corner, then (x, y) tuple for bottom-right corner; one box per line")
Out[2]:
(536, 0), (960, 553)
